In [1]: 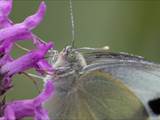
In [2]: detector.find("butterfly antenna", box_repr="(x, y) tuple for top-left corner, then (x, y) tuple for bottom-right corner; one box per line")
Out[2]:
(69, 0), (75, 48)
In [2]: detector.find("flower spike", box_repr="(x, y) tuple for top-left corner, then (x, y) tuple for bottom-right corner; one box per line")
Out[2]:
(0, 1), (54, 119)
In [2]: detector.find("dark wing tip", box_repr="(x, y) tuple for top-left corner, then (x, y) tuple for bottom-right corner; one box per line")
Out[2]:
(148, 98), (160, 115)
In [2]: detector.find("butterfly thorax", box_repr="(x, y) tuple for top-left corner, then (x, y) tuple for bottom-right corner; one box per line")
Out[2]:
(49, 46), (87, 98)
(53, 46), (87, 77)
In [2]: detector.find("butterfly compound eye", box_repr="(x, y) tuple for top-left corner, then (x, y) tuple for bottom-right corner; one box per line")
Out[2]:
(148, 98), (160, 115)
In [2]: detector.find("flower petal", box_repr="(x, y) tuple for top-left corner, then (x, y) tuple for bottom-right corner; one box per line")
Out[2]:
(0, 0), (13, 28)
(23, 1), (46, 30)
(35, 59), (54, 75)
(0, 0), (12, 17)
(34, 80), (54, 106)
(1, 80), (54, 120)
(0, 24), (29, 43)
(0, 1), (46, 43)
(0, 42), (53, 76)
(34, 106), (49, 120)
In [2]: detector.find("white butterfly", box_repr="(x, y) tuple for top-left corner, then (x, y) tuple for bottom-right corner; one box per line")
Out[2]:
(43, 46), (160, 120)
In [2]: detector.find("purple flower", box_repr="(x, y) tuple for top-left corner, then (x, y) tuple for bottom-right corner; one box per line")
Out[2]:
(0, 0), (55, 119)
(0, 0), (46, 57)
(0, 0), (13, 28)
(0, 24), (29, 43)
(0, 0), (53, 95)
(35, 59), (54, 75)
(0, 1), (46, 44)
(0, 0), (12, 17)
(23, 1), (46, 30)
(0, 80), (54, 120)
(0, 42), (53, 95)
(0, 42), (53, 76)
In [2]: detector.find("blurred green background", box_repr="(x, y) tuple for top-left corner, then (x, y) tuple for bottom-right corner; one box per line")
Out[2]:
(6, 0), (160, 110)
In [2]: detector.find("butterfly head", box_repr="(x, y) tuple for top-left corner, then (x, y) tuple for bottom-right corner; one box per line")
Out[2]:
(49, 45), (87, 76)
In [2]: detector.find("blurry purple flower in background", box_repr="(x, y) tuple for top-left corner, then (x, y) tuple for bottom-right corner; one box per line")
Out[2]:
(0, 0), (54, 119)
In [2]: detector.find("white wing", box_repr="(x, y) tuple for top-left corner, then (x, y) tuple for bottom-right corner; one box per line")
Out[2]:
(83, 52), (160, 120)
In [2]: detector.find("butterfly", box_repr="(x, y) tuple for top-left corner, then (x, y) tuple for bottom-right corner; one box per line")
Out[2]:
(45, 45), (160, 120)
